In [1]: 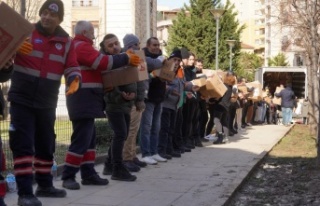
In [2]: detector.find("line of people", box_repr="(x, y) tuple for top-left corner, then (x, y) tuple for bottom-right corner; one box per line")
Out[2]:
(0, 1), (297, 206)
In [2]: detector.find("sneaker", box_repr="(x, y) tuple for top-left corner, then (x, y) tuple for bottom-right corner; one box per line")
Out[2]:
(123, 161), (140, 172)
(151, 154), (167, 162)
(204, 134), (218, 142)
(111, 164), (137, 182)
(35, 186), (66, 198)
(133, 157), (147, 167)
(62, 178), (80, 190)
(159, 153), (172, 160)
(102, 162), (113, 175)
(18, 195), (42, 206)
(142, 156), (157, 165)
(81, 174), (109, 186)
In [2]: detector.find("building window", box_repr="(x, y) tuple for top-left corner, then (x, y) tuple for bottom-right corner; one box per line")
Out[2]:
(72, 0), (99, 7)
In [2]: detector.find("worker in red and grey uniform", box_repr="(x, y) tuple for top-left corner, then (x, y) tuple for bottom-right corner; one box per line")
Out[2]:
(6, 1), (81, 206)
(61, 21), (141, 190)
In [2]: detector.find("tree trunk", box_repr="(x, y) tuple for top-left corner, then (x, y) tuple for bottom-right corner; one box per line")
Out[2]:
(308, 13), (320, 165)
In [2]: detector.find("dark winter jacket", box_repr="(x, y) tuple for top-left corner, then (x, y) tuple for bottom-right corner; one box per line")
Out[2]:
(162, 77), (193, 110)
(275, 86), (295, 108)
(143, 48), (166, 104)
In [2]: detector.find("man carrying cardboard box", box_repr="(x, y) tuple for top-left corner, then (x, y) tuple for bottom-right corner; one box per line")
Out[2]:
(274, 83), (296, 126)
(61, 21), (141, 190)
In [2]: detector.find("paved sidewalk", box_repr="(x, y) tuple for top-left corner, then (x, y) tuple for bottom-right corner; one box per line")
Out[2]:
(4, 124), (291, 206)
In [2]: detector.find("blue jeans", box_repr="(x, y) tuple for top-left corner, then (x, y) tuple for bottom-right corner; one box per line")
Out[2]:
(281, 107), (293, 125)
(139, 101), (162, 157)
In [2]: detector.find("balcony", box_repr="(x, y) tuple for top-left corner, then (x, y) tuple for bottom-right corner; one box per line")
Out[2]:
(72, 0), (99, 7)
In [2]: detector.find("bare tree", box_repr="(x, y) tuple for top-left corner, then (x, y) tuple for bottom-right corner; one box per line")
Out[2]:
(271, 0), (320, 164)
(5, 0), (42, 22)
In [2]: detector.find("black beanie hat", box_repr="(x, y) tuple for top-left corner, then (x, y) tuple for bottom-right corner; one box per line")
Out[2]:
(169, 49), (182, 60)
(180, 47), (190, 59)
(39, 0), (64, 21)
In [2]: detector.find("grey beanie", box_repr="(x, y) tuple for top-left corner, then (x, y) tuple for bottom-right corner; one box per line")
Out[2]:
(123, 34), (139, 51)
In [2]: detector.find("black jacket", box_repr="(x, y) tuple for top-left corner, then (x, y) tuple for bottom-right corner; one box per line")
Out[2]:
(143, 48), (166, 104)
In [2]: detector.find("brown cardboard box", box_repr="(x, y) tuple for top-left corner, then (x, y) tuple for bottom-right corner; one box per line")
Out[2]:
(102, 51), (148, 88)
(264, 96), (272, 104)
(191, 77), (206, 87)
(0, 2), (33, 69)
(272, 86), (284, 105)
(199, 74), (227, 98)
(153, 59), (175, 81)
(238, 85), (248, 94)
(199, 69), (215, 78)
(246, 81), (263, 102)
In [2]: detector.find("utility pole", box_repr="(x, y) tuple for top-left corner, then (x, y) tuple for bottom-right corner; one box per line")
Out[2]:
(20, 0), (26, 18)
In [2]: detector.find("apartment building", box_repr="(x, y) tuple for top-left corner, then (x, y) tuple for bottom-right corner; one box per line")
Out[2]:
(228, 0), (265, 57)
(230, 0), (305, 66)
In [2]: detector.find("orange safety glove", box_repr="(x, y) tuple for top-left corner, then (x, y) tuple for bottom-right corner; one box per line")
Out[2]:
(126, 50), (141, 66)
(17, 38), (33, 55)
(66, 76), (80, 96)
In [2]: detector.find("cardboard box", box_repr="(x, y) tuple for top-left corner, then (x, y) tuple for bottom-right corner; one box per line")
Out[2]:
(246, 81), (263, 102)
(153, 59), (175, 81)
(238, 85), (248, 94)
(264, 96), (272, 104)
(200, 69), (215, 78)
(102, 51), (148, 88)
(191, 77), (206, 87)
(0, 2), (34, 69)
(199, 74), (227, 98)
(272, 86), (284, 105)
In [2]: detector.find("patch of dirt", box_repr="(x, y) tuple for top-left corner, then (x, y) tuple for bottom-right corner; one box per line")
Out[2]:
(228, 125), (320, 206)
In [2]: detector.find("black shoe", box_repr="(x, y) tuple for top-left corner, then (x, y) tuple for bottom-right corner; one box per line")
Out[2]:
(0, 197), (6, 206)
(241, 124), (246, 128)
(213, 133), (224, 145)
(171, 151), (181, 158)
(182, 146), (191, 152)
(102, 162), (113, 175)
(111, 164), (137, 182)
(18, 195), (42, 206)
(228, 132), (234, 137)
(35, 186), (66, 198)
(123, 161), (140, 172)
(178, 147), (185, 153)
(195, 141), (203, 147)
(62, 178), (80, 190)
(82, 174), (109, 185)
(133, 157), (147, 168)
(159, 153), (172, 160)
(186, 143), (195, 149)
(230, 129), (238, 134)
